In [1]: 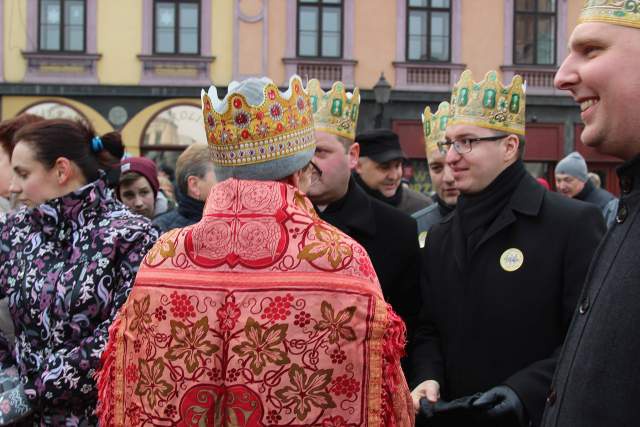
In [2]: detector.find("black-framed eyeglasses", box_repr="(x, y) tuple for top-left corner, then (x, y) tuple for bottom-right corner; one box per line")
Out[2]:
(437, 134), (509, 154)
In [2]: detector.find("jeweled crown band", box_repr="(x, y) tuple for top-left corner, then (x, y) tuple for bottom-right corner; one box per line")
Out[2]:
(209, 127), (315, 167)
(579, 0), (640, 29)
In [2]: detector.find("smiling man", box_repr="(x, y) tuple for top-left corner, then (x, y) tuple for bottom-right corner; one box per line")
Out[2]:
(354, 129), (432, 215)
(541, 2), (640, 426)
(410, 70), (605, 427)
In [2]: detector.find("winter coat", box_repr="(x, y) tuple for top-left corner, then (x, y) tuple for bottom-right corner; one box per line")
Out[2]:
(0, 178), (158, 425)
(412, 173), (606, 426)
(541, 155), (640, 427)
(316, 178), (422, 375)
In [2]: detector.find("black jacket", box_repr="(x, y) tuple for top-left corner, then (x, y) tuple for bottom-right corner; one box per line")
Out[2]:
(317, 178), (422, 349)
(575, 179), (615, 212)
(412, 173), (605, 426)
(153, 191), (205, 233)
(541, 156), (640, 427)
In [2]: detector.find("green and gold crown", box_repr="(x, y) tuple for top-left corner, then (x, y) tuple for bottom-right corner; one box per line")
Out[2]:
(201, 75), (315, 174)
(306, 79), (360, 140)
(449, 70), (526, 136)
(579, 0), (640, 29)
(422, 102), (450, 159)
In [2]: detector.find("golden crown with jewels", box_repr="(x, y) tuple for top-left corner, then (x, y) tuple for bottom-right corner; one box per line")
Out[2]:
(422, 101), (451, 159)
(579, 0), (640, 29)
(306, 79), (360, 141)
(449, 70), (526, 136)
(201, 75), (315, 171)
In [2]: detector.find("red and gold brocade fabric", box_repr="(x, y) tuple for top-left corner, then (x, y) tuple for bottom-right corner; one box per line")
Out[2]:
(98, 179), (414, 427)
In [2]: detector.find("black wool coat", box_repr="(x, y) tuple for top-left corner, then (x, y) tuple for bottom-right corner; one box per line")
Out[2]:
(317, 178), (422, 350)
(541, 156), (640, 427)
(412, 173), (606, 426)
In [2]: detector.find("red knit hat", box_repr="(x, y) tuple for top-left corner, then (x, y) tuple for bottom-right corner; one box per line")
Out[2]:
(119, 157), (160, 197)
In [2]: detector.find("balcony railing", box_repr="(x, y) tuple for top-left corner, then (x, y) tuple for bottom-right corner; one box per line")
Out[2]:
(283, 58), (357, 88)
(501, 66), (563, 95)
(393, 62), (466, 91)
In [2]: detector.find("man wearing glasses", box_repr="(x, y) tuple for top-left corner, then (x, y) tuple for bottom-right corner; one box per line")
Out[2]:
(305, 79), (422, 377)
(410, 70), (605, 427)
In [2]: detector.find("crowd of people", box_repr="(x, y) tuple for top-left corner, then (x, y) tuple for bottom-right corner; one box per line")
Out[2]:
(0, 1), (638, 426)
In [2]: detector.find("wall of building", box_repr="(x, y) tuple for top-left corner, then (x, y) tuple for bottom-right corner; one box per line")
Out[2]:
(3, 0), (28, 82)
(353, 0), (397, 89)
(97, 0), (143, 85)
(211, 0), (233, 85)
(461, 0), (505, 78)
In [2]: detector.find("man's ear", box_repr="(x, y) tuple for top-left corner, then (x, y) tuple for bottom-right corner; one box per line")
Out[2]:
(503, 134), (520, 162)
(53, 157), (74, 185)
(187, 175), (200, 199)
(347, 142), (360, 171)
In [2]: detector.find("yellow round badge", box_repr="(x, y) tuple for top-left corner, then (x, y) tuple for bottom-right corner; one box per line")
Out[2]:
(500, 248), (524, 272)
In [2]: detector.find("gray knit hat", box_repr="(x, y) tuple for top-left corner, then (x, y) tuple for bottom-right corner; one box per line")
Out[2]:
(555, 151), (588, 182)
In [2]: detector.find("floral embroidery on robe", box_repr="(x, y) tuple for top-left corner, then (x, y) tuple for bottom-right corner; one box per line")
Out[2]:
(98, 179), (414, 427)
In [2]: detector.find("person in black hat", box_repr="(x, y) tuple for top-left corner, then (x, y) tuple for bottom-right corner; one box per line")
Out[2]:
(355, 129), (432, 215)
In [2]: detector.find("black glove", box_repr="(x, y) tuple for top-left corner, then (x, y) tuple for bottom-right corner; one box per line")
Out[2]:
(472, 385), (528, 427)
(418, 394), (483, 426)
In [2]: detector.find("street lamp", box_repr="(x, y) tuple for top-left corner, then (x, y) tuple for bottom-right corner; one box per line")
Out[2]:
(373, 72), (391, 128)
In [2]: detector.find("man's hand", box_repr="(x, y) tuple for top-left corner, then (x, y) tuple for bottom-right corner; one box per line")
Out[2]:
(411, 380), (440, 413)
(472, 385), (528, 426)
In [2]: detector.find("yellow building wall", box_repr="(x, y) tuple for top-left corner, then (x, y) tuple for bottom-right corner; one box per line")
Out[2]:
(461, 0), (504, 79)
(354, 0), (397, 89)
(237, 0), (265, 78)
(567, 0), (583, 39)
(121, 98), (199, 156)
(96, 0), (142, 84)
(1, 96), (113, 134)
(268, 0), (287, 84)
(211, 0), (233, 85)
(3, 0), (28, 82)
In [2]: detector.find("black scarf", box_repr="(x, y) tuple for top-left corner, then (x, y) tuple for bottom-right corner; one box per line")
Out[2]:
(353, 172), (403, 207)
(176, 190), (205, 222)
(456, 160), (527, 257)
(434, 193), (456, 217)
(574, 179), (595, 202)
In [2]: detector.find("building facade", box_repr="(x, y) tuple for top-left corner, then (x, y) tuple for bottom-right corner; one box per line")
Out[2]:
(0, 0), (619, 193)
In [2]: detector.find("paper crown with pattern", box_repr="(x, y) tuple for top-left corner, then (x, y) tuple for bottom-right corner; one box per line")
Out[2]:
(579, 0), (640, 29)
(449, 70), (526, 136)
(201, 75), (315, 180)
(306, 79), (360, 141)
(422, 102), (451, 159)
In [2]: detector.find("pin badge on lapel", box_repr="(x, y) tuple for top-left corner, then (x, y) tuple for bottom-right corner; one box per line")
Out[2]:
(419, 231), (428, 249)
(500, 248), (524, 272)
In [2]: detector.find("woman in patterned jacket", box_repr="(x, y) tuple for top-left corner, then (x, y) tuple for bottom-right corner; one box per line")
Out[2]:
(0, 119), (159, 425)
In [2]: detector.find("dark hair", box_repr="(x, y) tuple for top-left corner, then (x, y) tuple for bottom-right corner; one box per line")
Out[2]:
(13, 119), (124, 183)
(118, 171), (144, 190)
(0, 114), (45, 157)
